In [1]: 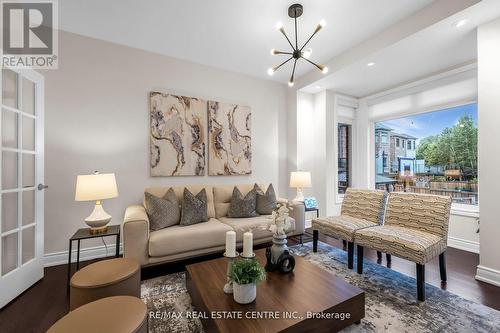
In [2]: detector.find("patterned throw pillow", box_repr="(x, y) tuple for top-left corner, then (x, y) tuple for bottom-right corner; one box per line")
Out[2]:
(180, 188), (209, 226)
(145, 189), (180, 231)
(255, 183), (277, 215)
(228, 186), (258, 218)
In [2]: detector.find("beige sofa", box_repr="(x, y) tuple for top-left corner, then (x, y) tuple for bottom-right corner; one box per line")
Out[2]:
(122, 184), (305, 267)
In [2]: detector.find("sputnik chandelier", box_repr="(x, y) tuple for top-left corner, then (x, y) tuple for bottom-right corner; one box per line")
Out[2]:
(268, 3), (328, 87)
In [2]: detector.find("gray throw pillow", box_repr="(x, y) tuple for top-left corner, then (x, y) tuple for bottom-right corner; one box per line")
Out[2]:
(228, 186), (258, 218)
(255, 183), (277, 215)
(145, 189), (180, 231)
(180, 188), (209, 226)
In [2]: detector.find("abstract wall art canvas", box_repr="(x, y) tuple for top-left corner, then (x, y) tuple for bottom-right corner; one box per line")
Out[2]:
(150, 92), (206, 176)
(208, 101), (252, 175)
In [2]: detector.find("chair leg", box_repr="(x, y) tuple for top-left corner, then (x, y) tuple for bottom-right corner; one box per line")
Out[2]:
(342, 240), (347, 251)
(377, 251), (382, 261)
(417, 264), (426, 301)
(313, 230), (319, 253)
(439, 252), (447, 282)
(386, 254), (392, 262)
(347, 242), (354, 269)
(357, 245), (364, 274)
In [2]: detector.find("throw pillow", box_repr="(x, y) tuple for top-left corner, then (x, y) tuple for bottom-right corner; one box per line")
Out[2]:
(228, 186), (258, 218)
(255, 183), (277, 215)
(145, 189), (180, 231)
(180, 188), (209, 226)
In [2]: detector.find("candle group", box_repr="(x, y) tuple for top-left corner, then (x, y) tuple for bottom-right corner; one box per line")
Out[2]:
(243, 232), (253, 257)
(225, 231), (236, 257)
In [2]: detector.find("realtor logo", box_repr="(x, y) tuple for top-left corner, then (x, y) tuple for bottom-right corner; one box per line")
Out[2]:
(1, 0), (58, 69)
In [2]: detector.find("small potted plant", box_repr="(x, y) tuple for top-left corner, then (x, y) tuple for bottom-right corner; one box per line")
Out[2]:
(229, 259), (266, 304)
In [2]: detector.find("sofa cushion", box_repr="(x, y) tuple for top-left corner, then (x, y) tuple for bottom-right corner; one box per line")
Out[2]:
(312, 215), (377, 242)
(145, 185), (216, 218)
(148, 218), (233, 257)
(180, 188), (208, 226)
(213, 184), (270, 218)
(354, 225), (447, 265)
(144, 189), (180, 231)
(218, 216), (296, 242)
(255, 183), (277, 215)
(228, 187), (258, 218)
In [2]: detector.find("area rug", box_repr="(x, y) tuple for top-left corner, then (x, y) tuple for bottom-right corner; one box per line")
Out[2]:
(141, 242), (500, 332)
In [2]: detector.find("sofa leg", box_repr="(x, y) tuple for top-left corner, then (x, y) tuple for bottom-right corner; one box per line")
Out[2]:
(342, 240), (347, 251)
(347, 242), (354, 269)
(313, 230), (319, 253)
(299, 234), (303, 245)
(377, 251), (382, 262)
(386, 254), (392, 262)
(439, 252), (447, 282)
(357, 245), (364, 274)
(417, 264), (426, 301)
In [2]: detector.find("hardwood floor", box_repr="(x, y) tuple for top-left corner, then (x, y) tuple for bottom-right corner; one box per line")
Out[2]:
(1, 232), (499, 333)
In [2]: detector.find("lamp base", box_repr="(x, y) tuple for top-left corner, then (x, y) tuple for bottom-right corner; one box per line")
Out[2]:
(89, 226), (108, 235)
(292, 188), (305, 202)
(84, 201), (112, 232)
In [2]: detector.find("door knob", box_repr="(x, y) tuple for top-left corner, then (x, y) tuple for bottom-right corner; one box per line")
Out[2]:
(37, 184), (48, 191)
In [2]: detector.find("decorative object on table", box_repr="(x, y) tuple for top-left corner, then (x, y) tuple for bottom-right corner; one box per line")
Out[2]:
(303, 197), (318, 209)
(289, 171), (311, 202)
(223, 231), (238, 294)
(261, 204), (296, 273)
(150, 92), (206, 176)
(267, 3), (328, 87)
(229, 259), (266, 304)
(75, 172), (118, 233)
(241, 231), (255, 258)
(208, 101), (251, 175)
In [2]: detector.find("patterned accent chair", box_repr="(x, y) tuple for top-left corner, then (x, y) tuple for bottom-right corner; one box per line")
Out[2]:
(355, 192), (452, 301)
(312, 188), (386, 269)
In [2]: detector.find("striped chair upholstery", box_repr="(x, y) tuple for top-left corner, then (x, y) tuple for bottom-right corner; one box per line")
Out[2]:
(312, 188), (386, 242)
(355, 192), (452, 265)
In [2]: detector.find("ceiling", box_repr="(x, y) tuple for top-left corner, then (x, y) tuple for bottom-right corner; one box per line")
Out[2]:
(58, 0), (435, 82)
(301, 0), (500, 97)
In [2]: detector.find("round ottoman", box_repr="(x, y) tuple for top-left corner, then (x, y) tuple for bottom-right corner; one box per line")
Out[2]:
(48, 296), (148, 333)
(70, 258), (140, 310)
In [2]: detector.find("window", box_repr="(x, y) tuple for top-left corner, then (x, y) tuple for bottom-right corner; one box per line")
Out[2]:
(381, 133), (388, 144)
(338, 123), (351, 194)
(396, 138), (400, 147)
(375, 103), (478, 206)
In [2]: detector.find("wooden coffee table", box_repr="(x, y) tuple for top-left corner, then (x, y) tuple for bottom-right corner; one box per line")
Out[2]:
(186, 248), (364, 333)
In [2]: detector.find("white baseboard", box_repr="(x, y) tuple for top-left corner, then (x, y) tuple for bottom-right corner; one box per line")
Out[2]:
(447, 236), (479, 254)
(475, 265), (500, 287)
(44, 243), (123, 267)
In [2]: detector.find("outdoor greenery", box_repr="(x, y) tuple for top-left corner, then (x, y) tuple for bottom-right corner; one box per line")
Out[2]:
(416, 115), (477, 172)
(229, 259), (266, 285)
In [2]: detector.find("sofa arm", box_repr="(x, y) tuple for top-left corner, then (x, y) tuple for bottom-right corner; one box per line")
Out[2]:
(122, 205), (150, 266)
(287, 200), (306, 235)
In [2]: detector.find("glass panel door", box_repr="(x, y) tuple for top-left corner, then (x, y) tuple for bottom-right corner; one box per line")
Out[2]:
(0, 68), (44, 308)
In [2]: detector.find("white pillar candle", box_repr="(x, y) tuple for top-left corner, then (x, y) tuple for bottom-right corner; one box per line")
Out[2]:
(225, 231), (236, 257)
(243, 232), (253, 257)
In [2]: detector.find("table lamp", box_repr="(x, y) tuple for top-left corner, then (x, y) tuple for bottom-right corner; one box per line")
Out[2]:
(75, 172), (118, 234)
(290, 171), (311, 202)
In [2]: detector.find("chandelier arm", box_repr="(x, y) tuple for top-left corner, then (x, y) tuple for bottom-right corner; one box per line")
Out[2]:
(274, 56), (294, 72)
(294, 14), (298, 50)
(301, 56), (324, 71)
(300, 30), (319, 52)
(280, 29), (296, 51)
(274, 51), (293, 55)
(290, 58), (298, 83)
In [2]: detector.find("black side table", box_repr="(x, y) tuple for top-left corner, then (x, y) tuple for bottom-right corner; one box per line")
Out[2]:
(67, 225), (121, 287)
(305, 206), (320, 219)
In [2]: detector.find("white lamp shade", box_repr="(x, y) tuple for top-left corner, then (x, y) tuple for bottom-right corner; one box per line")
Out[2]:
(290, 171), (312, 188)
(75, 173), (118, 201)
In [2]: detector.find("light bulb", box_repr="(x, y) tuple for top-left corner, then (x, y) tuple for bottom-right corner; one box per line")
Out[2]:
(322, 66), (329, 74)
(288, 81), (294, 87)
(270, 48), (277, 55)
(454, 19), (468, 28)
(276, 21), (284, 31)
(319, 19), (326, 28)
(302, 48), (312, 59)
(267, 68), (275, 76)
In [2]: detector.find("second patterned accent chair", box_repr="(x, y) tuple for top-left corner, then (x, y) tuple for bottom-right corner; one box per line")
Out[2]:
(354, 192), (452, 302)
(312, 188), (386, 269)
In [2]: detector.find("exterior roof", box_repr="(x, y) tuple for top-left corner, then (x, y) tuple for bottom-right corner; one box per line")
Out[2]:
(391, 132), (417, 139)
(375, 123), (393, 131)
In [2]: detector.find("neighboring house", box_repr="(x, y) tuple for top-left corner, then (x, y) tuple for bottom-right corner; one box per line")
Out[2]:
(375, 124), (417, 174)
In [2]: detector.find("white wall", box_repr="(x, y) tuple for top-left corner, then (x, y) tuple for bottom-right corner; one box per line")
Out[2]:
(476, 17), (500, 286)
(41, 31), (288, 255)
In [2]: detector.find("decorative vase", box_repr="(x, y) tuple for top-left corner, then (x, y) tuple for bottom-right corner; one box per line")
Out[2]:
(233, 282), (257, 304)
(271, 233), (288, 264)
